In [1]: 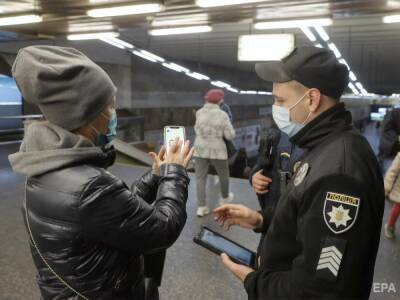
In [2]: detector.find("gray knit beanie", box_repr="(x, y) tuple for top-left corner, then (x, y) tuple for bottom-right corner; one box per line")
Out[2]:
(12, 45), (117, 130)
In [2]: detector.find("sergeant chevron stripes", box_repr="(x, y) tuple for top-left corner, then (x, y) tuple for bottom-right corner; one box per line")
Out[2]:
(316, 246), (343, 277)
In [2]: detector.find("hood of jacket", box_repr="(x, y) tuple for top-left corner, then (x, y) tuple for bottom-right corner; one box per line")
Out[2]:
(8, 121), (114, 177)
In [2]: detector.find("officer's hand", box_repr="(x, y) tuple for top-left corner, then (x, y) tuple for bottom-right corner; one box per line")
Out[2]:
(214, 204), (263, 230)
(252, 170), (272, 195)
(163, 138), (195, 168)
(220, 253), (254, 282)
(149, 146), (166, 176)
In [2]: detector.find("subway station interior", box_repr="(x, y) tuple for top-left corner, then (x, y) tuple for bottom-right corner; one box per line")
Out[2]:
(1, 1), (400, 299)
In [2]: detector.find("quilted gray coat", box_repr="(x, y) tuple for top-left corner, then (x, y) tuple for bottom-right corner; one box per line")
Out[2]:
(194, 103), (236, 160)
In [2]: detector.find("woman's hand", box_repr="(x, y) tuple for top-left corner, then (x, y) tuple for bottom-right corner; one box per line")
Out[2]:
(149, 138), (195, 172)
(214, 204), (263, 231)
(149, 146), (166, 176)
(163, 138), (195, 168)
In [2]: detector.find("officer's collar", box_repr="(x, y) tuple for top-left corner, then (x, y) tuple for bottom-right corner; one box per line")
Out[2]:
(290, 102), (352, 150)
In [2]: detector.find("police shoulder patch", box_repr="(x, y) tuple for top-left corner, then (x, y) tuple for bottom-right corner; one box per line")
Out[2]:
(323, 191), (360, 234)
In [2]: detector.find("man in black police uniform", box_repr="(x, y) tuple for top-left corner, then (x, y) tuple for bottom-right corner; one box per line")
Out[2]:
(249, 122), (303, 255)
(214, 46), (384, 299)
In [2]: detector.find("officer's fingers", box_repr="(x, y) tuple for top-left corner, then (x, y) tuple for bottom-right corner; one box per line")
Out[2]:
(223, 218), (238, 231)
(256, 189), (269, 195)
(254, 177), (272, 185)
(253, 176), (270, 185)
(255, 185), (268, 191)
(259, 188), (269, 194)
(214, 212), (228, 225)
(253, 183), (267, 190)
(216, 216), (226, 226)
(259, 175), (272, 182)
(254, 185), (268, 191)
(214, 214), (226, 224)
(255, 172), (272, 181)
(256, 170), (265, 176)
(213, 207), (227, 216)
(214, 204), (238, 214)
(226, 208), (250, 220)
(221, 253), (237, 271)
(214, 209), (229, 219)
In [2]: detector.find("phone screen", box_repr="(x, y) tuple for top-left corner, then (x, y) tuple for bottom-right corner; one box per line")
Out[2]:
(164, 126), (185, 153)
(199, 228), (254, 267)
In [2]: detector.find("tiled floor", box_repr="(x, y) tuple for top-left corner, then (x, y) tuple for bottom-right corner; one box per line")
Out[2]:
(0, 124), (399, 299)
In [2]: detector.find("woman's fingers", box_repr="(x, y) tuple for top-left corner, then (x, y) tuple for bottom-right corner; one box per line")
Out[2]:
(169, 138), (181, 153)
(148, 152), (158, 163)
(183, 147), (195, 167)
(158, 146), (166, 160)
(182, 140), (190, 156)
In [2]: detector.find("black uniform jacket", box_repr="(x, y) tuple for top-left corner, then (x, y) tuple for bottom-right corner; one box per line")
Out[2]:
(244, 103), (385, 300)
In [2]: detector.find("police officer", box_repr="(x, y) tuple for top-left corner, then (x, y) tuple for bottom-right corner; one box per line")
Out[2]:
(249, 121), (303, 254)
(214, 46), (384, 299)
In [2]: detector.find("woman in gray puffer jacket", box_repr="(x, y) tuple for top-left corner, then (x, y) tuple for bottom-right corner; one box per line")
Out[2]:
(194, 89), (236, 217)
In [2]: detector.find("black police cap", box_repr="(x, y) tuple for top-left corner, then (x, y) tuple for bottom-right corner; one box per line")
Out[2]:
(255, 46), (349, 100)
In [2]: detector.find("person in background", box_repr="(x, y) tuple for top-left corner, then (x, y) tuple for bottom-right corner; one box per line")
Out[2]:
(194, 89), (236, 217)
(220, 99), (233, 122)
(249, 120), (303, 254)
(8, 45), (194, 300)
(383, 152), (400, 239)
(378, 107), (400, 170)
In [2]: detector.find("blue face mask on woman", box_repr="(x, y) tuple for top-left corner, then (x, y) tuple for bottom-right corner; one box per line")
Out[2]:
(92, 109), (118, 146)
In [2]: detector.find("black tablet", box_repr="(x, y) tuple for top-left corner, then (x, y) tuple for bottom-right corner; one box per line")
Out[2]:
(193, 226), (256, 268)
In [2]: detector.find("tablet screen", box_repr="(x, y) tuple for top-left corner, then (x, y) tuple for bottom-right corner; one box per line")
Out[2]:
(200, 229), (253, 266)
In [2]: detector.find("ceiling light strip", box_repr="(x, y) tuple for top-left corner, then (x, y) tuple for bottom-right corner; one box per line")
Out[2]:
(87, 3), (163, 18)
(99, 38), (269, 95)
(0, 14), (42, 26)
(149, 25), (212, 36)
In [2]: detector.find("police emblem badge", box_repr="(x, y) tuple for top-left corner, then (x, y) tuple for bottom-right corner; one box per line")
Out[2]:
(294, 163), (309, 186)
(323, 192), (360, 234)
(293, 161), (302, 174)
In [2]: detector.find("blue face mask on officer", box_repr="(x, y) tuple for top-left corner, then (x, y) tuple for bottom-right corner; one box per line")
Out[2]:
(272, 90), (312, 138)
(91, 109), (118, 146)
